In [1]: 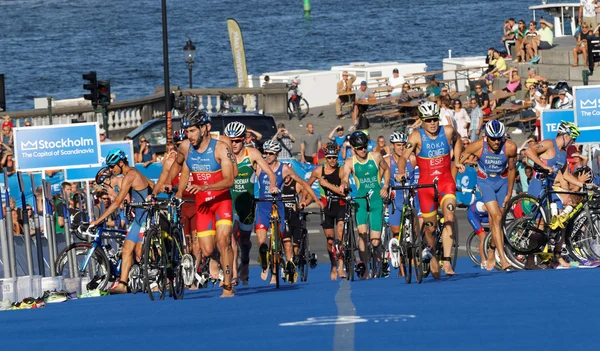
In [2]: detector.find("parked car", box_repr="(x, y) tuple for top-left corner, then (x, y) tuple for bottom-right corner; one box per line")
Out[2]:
(126, 112), (278, 155)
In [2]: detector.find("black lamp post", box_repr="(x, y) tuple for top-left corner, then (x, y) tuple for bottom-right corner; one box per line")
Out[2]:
(184, 38), (196, 89)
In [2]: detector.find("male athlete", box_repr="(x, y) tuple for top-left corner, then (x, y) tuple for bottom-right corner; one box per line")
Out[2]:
(90, 149), (154, 294)
(153, 110), (236, 297)
(340, 131), (390, 279)
(398, 101), (464, 278)
(460, 120), (516, 270)
(224, 121), (279, 285)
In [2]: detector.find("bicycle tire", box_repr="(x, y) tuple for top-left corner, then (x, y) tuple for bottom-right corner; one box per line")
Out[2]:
(300, 230), (309, 282)
(272, 221), (281, 289)
(55, 243), (111, 291)
(300, 98), (310, 118)
(143, 227), (167, 301)
(346, 219), (356, 281)
(400, 210), (414, 284)
(170, 227), (185, 300)
(580, 211), (600, 260)
(450, 220), (459, 271)
(414, 223), (424, 284)
(502, 194), (549, 254)
(466, 231), (482, 266)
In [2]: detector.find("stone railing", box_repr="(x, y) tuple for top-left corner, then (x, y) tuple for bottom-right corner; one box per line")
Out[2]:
(6, 85), (289, 134)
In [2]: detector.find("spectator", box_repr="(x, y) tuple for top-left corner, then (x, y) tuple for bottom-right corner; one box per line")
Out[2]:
(23, 120), (32, 127)
(534, 93), (550, 117)
(426, 77), (441, 97)
(300, 123), (322, 165)
(452, 99), (471, 139)
(468, 98), (483, 142)
(99, 128), (111, 143)
(328, 125), (348, 161)
(536, 81), (556, 104)
(538, 17), (554, 50)
(362, 130), (377, 152)
(244, 128), (262, 148)
(1, 124), (13, 163)
(438, 99), (454, 127)
(397, 83), (413, 103)
(2, 115), (14, 130)
(373, 135), (391, 157)
(485, 50), (507, 89)
(570, 152), (589, 173)
(483, 48), (496, 74)
(512, 20), (527, 62)
(573, 22), (595, 67)
(502, 18), (518, 58)
(502, 68), (521, 93)
(336, 71), (357, 119)
(473, 83), (491, 116)
(520, 21), (540, 63)
(9, 197), (23, 236)
(436, 86), (457, 107)
(93, 190), (118, 227)
(579, 0), (599, 29)
(555, 89), (574, 109)
(388, 68), (405, 96)
(135, 137), (157, 167)
(25, 205), (36, 234)
(350, 81), (374, 131)
(525, 68), (546, 88)
(55, 182), (73, 236)
(273, 122), (296, 159)
(2, 151), (15, 176)
(263, 75), (270, 87)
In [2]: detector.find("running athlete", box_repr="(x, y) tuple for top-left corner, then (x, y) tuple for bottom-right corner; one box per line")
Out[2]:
(524, 121), (587, 269)
(460, 120), (516, 270)
(282, 174), (311, 276)
(305, 142), (347, 280)
(255, 140), (322, 283)
(154, 110), (236, 297)
(90, 149), (155, 294)
(340, 131), (390, 279)
(398, 101), (464, 278)
(386, 129), (421, 276)
(224, 121), (279, 286)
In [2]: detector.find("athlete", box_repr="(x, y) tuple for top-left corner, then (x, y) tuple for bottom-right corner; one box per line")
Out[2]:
(90, 149), (155, 294)
(305, 142), (347, 280)
(524, 121), (588, 269)
(340, 131), (390, 279)
(460, 120), (516, 270)
(224, 121), (279, 286)
(398, 101), (464, 278)
(386, 129), (421, 276)
(255, 140), (321, 284)
(467, 200), (489, 269)
(153, 110), (236, 297)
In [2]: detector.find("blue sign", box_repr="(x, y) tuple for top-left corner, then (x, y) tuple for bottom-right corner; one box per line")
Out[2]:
(541, 109), (597, 143)
(574, 85), (600, 135)
(456, 167), (479, 206)
(65, 141), (135, 181)
(13, 123), (101, 171)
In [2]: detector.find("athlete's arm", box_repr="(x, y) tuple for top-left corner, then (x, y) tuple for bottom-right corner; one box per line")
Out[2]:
(250, 148), (279, 193)
(459, 139), (483, 166)
(340, 158), (353, 193)
(505, 141), (518, 207)
(153, 141), (186, 196)
(176, 162), (191, 198)
(154, 156), (175, 194)
(219, 135), (238, 178)
(398, 131), (420, 180)
(91, 173), (134, 226)
(524, 140), (554, 173)
(284, 164), (322, 208)
(448, 126), (465, 173)
(373, 152), (390, 198)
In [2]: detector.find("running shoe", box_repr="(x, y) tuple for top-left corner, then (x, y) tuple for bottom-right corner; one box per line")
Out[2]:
(78, 289), (109, 298)
(309, 253), (318, 269)
(355, 261), (367, 279)
(578, 260), (600, 269)
(389, 238), (400, 269)
(181, 254), (195, 286)
(529, 56), (540, 64)
(258, 243), (269, 271)
(0, 299), (12, 311)
(43, 290), (69, 303)
(286, 260), (298, 284)
(421, 247), (433, 264)
(382, 258), (390, 278)
(14, 298), (40, 309)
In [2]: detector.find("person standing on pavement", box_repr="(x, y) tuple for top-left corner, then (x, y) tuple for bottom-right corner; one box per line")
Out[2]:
(300, 123), (322, 165)
(336, 71), (356, 119)
(273, 122), (296, 159)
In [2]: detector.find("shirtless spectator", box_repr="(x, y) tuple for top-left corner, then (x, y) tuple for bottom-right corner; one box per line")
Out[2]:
(336, 71), (356, 119)
(502, 18), (518, 58)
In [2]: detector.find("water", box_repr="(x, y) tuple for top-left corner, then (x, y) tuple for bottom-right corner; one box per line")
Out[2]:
(0, 0), (553, 111)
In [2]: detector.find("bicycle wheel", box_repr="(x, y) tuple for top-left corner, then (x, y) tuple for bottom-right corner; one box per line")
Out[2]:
(299, 229), (309, 282)
(142, 227), (168, 301)
(400, 210), (415, 284)
(413, 223), (424, 284)
(170, 226), (185, 300)
(271, 222), (281, 289)
(579, 211), (600, 260)
(450, 220), (459, 271)
(299, 98), (310, 118)
(502, 194), (549, 254)
(466, 231), (482, 266)
(56, 243), (111, 290)
(345, 220), (356, 281)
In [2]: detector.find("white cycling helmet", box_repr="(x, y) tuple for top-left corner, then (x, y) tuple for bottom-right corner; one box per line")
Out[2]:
(485, 120), (506, 138)
(263, 139), (282, 153)
(417, 101), (440, 119)
(389, 131), (408, 143)
(224, 121), (246, 138)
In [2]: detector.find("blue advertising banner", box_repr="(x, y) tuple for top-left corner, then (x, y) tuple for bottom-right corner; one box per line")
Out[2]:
(574, 85), (600, 135)
(65, 141), (135, 181)
(13, 123), (101, 171)
(540, 109), (597, 143)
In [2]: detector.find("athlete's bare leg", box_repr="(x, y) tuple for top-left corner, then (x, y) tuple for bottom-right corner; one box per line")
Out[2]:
(111, 240), (136, 294)
(357, 224), (369, 279)
(422, 214), (440, 279)
(336, 221), (346, 278)
(324, 228), (337, 280)
(255, 229), (269, 280)
(239, 230), (252, 285)
(231, 224), (239, 285)
(486, 200), (511, 270)
(215, 224), (234, 297)
(441, 197), (457, 276)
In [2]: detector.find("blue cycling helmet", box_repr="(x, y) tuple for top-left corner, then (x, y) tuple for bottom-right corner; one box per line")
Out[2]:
(189, 109), (211, 127)
(105, 148), (127, 166)
(485, 120), (506, 138)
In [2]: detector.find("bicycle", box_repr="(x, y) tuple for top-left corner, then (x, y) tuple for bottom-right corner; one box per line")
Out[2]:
(287, 87), (309, 120)
(295, 209), (319, 282)
(255, 196), (285, 288)
(163, 193), (192, 300)
(501, 165), (600, 258)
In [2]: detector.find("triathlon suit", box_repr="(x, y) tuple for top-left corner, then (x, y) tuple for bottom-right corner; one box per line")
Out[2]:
(255, 162), (285, 233)
(527, 138), (567, 209)
(468, 201), (489, 236)
(282, 178), (302, 244)
(416, 127), (456, 217)
(185, 138), (233, 238)
(231, 147), (256, 232)
(320, 164), (345, 229)
(389, 154), (421, 227)
(353, 154), (384, 232)
(477, 138), (509, 206)
(126, 185), (152, 243)
(171, 155), (196, 237)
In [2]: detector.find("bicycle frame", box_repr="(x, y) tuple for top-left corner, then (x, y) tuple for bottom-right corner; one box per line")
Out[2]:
(80, 227), (126, 276)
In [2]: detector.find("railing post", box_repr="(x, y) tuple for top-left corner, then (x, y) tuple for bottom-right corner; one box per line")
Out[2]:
(47, 97), (53, 125)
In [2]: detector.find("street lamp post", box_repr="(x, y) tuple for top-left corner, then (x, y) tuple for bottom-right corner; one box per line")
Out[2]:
(184, 38), (196, 89)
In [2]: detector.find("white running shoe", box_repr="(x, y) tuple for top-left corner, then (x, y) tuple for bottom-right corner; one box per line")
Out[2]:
(421, 247), (433, 263)
(388, 238), (401, 269)
(181, 254), (195, 286)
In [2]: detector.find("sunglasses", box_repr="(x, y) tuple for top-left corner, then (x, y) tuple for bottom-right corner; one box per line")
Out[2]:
(140, 140), (147, 143)
(488, 136), (503, 142)
(101, 197), (109, 201)
(231, 139), (244, 144)
(108, 164), (117, 169)
(423, 118), (439, 124)
(325, 156), (337, 159)
(353, 146), (366, 151)
(475, 87), (482, 90)
(26, 208), (33, 211)
(264, 152), (277, 156)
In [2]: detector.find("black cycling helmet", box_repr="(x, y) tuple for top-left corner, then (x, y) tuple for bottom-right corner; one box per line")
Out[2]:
(189, 109), (211, 127)
(95, 166), (112, 187)
(323, 141), (340, 156)
(349, 131), (369, 148)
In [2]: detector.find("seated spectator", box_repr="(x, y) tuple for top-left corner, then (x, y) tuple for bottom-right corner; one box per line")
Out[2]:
(537, 17), (554, 50)
(525, 68), (546, 89)
(473, 84), (491, 116)
(452, 100), (471, 139)
(502, 68), (521, 93)
(99, 128), (111, 143)
(483, 48), (496, 75)
(23, 120), (32, 127)
(468, 98), (484, 142)
(336, 71), (357, 119)
(388, 68), (404, 96)
(425, 77), (441, 97)
(520, 21), (540, 62)
(537, 81), (556, 103)
(512, 21), (527, 62)
(135, 137), (157, 167)
(573, 22), (595, 67)
(273, 122), (296, 159)
(436, 86), (457, 106)
(502, 18), (518, 58)
(555, 89), (574, 109)
(397, 83), (413, 103)
(350, 81), (375, 131)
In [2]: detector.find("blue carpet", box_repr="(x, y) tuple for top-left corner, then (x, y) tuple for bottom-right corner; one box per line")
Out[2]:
(1, 258), (599, 351)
